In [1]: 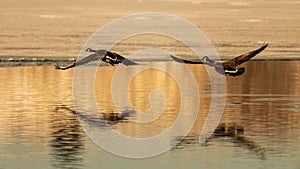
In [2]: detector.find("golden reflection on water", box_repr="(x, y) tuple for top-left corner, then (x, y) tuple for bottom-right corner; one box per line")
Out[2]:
(94, 65), (212, 138)
(0, 67), (73, 143)
(222, 61), (300, 149)
(125, 68), (181, 137)
(128, 68), (180, 112)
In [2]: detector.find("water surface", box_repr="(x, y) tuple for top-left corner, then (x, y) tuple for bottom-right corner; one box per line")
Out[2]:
(0, 60), (299, 169)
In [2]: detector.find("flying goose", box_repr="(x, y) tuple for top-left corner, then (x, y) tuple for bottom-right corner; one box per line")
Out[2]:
(55, 48), (138, 70)
(170, 43), (268, 76)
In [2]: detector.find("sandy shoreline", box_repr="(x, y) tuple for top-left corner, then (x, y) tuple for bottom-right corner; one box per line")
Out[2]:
(0, 0), (299, 59)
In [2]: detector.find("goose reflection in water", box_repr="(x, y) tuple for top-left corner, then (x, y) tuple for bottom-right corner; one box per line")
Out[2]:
(54, 106), (135, 126)
(50, 106), (85, 169)
(172, 123), (266, 160)
(213, 123), (266, 160)
(50, 106), (136, 168)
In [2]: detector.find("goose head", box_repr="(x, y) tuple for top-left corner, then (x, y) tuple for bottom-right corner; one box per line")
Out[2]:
(202, 56), (216, 64)
(85, 48), (96, 52)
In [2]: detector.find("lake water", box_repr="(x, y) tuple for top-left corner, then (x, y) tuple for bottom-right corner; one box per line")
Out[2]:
(0, 60), (299, 169)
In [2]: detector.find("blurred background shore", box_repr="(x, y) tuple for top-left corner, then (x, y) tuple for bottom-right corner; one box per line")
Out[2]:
(0, 0), (299, 59)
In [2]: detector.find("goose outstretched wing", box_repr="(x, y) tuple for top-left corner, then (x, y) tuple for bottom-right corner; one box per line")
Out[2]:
(170, 55), (204, 64)
(55, 53), (100, 70)
(223, 43), (268, 68)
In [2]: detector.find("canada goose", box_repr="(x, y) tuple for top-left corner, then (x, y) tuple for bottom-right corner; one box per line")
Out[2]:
(170, 43), (268, 76)
(55, 48), (138, 70)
